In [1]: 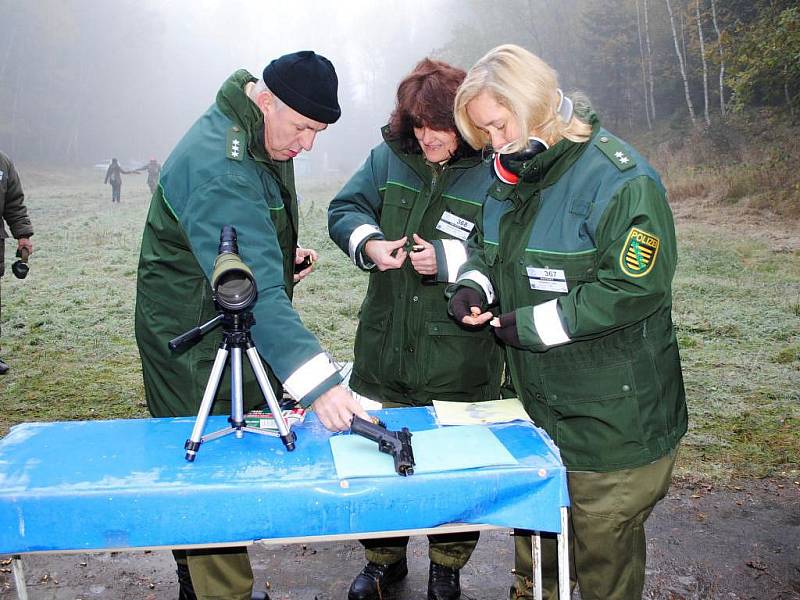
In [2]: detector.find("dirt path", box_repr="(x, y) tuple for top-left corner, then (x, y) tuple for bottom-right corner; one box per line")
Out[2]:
(2, 477), (797, 599)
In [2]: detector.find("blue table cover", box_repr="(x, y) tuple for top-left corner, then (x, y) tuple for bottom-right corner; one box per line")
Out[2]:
(0, 407), (569, 554)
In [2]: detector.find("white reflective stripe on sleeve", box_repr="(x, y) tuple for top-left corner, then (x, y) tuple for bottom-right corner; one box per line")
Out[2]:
(283, 352), (338, 400)
(533, 299), (571, 346)
(456, 270), (495, 304)
(348, 224), (382, 265)
(441, 239), (468, 283)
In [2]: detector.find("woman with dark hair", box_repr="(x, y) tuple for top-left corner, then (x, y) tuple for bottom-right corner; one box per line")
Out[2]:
(328, 58), (503, 600)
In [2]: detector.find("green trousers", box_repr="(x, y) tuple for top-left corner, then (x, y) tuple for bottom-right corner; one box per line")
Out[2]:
(363, 530), (480, 569)
(174, 547), (253, 600)
(511, 448), (678, 600)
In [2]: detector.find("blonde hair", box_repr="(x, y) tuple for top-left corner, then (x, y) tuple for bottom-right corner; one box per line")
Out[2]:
(455, 44), (592, 152)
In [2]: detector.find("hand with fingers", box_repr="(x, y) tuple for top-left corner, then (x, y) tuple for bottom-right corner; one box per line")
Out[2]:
(490, 311), (522, 347)
(293, 246), (318, 283)
(310, 385), (370, 432)
(408, 233), (437, 276)
(364, 236), (408, 271)
(450, 286), (493, 328)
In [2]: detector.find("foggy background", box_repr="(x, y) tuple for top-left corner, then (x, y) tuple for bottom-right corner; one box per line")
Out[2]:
(1, 0), (796, 176)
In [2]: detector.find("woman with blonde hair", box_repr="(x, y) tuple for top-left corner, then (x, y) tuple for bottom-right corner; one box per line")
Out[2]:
(448, 44), (687, 600)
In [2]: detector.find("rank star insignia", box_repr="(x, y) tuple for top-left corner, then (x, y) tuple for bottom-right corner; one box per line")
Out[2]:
(226, 128), (245, 161)
(620, 227), (660, 277)
(619, 156), (630, 164)
(614, 151), (624, 158)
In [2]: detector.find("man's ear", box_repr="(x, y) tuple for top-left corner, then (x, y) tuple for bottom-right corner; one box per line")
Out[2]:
(256, 90), (275, 115)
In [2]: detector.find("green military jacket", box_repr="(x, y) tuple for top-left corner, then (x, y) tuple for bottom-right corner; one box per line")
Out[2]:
(0, 152), (33, 277)
(328, 130), (503, 405)
(449, 115), (687, 471)
(135, 70), (341, 417)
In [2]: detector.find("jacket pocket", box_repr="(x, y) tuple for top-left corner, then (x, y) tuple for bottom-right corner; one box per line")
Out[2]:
(521, 249), (597, 304)
(353, 309), (393, 385)
(422, 319), (499, 400)
(541, 360), (647, 469)
(380, 191), (414, 239)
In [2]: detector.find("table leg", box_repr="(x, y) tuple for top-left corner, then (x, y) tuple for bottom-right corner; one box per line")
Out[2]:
(557, 507), (570, 600)
(532, 532), (542, 600)
(12, 555), (29, 600)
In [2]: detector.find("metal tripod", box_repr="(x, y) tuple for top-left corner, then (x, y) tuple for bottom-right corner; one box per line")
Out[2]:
(181, 311), (296, 461)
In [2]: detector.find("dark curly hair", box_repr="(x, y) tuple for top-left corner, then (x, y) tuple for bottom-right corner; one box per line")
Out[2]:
(386, 58), (475, 159)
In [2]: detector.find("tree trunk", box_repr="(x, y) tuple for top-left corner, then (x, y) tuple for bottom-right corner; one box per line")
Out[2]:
(636, 0), (653, 129)
(696, 0), (711, 126)
(666, 0), (697, 124)
(0, 28), (16, 84)
(644, 0), (657, 121)
(710, 0), (726, 118)
(525, 0), (545, 56)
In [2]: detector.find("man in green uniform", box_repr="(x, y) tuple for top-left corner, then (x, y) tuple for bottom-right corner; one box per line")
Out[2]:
(0, 151), (34, 375)
(329, 58), (503, 600)
(135, 51), (367, 600)
(450, 45), (688, 599)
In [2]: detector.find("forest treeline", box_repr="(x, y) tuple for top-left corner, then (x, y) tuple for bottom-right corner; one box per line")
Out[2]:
(0, 0), (797, 165)
(435, 0), (799, 132)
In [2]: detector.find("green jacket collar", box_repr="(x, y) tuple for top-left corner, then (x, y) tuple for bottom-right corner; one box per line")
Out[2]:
(216, 69), (298, 232)
(381, 125), (482, 182)
(516, 111), (601, 192)
(216, 70), (288, 172)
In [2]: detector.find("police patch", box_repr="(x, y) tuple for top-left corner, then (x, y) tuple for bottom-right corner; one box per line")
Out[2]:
(620, 227), (660, 277)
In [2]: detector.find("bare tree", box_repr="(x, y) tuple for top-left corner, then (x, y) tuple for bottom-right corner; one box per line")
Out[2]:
(665, 0), (697, 124)
(644, 0), (657, 121)
(636, 0), (653, 129)
(525, 0), (545, 56)
(709, 0), (726, 118)
(695, 0), (711, 126)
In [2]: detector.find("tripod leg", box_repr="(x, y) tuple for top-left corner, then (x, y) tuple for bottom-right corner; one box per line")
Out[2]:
(185, 346), (229, 461)
(246, 347), (296, 451)
(230, 347), (245, 437)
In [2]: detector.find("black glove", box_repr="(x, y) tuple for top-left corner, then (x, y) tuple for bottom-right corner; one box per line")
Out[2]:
(450, 287), (485, 323)
(492, 311), (522, 348)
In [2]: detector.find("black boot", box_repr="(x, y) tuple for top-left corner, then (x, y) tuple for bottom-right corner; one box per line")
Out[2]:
(348, 559), (408, 600)
(176, 562), (197, 600)
(0, 359), (8, 375)
(428, 562), (461, 600)
(251, 591), (270, 600)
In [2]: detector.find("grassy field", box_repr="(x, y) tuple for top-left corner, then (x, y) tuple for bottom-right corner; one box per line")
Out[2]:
(1, 166), (798, 482)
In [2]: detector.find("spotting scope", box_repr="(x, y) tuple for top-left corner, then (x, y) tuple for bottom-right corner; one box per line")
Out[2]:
(211, 225), (257, 313)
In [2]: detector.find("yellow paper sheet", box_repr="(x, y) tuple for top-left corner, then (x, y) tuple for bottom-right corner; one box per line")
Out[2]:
(432, 398), (532, 426)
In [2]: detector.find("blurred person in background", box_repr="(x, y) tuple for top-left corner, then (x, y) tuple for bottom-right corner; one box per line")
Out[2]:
(0, 151), (33, 375)
(136, 157), (161, 195)
(450, 44), (687, 600)
(328, 57), (503, 600)
(104, 157), (136, 203)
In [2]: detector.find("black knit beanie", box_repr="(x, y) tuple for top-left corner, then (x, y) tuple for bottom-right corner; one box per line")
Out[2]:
(262, 51), (341, 124)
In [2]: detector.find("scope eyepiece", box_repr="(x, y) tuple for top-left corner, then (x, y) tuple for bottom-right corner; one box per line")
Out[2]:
(218, 224), (239, 255)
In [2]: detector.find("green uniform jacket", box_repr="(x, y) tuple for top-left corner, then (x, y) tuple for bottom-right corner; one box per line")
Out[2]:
(135, 70), (341, 417)
(0, 152), (33, 278)
(448, 115), (687, 471)
(329, 130), (503, 405)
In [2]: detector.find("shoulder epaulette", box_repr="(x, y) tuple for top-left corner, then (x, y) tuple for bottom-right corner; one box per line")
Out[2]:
(594, 134), (636, 172)
(226, 126), (245, 161)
